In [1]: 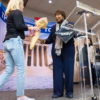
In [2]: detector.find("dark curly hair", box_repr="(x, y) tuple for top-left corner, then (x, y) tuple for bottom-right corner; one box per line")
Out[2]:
(88, 38), (93, 46)
(23, 0), (28, 7)
(55, 10), (66, 19)
(85, 38), (93, 46)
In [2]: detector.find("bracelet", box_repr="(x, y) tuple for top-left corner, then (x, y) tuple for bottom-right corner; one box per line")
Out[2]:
(31, 27), (33, 30)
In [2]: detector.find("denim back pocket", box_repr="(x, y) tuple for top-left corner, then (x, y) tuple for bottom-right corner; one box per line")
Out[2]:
(6, 39), (14, 51)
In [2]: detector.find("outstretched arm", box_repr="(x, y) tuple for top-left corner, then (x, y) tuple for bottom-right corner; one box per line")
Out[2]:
(40, 26), (54, 44)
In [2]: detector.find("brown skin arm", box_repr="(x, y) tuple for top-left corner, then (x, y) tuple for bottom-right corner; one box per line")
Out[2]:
(38, 39), (46, 44)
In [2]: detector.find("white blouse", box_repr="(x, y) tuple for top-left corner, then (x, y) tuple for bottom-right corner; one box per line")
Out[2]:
(89, 46), (94, 63)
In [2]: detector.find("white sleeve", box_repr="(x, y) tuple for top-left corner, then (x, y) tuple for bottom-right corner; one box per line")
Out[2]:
(90, 46), (95, 63)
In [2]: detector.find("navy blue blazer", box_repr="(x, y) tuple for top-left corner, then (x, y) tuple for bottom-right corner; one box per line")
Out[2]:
(45, 24), (74, 47)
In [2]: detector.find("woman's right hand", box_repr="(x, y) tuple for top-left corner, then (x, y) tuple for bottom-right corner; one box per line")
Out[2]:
(33, 26), (40, 32)
(28, 26), (40, 31)
(39, 39), (46, 44)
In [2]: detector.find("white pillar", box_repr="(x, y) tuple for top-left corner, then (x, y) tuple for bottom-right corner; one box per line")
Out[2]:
(25, 44), (28, 67)
(36, 45), (39, 67)
(31, 49), (34, 67)
(42, 46), (45, 67)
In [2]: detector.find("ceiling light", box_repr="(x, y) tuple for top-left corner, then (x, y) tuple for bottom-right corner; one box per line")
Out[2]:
(49, 0), (52, 3)
(87, 13), (89, 17)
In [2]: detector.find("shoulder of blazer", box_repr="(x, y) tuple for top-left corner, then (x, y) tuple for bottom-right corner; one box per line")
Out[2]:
(51, 24), (56, 30)
(50, 24), (56, 33)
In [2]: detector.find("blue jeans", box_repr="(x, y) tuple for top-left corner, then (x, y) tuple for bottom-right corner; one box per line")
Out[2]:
(0, 36), (25, 96)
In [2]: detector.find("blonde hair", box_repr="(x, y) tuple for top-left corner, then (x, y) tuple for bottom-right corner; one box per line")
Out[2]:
(5, 0), (22, 16)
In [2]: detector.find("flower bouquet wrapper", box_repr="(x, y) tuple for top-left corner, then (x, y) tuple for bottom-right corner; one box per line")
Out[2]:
(30, 17), (48, 50)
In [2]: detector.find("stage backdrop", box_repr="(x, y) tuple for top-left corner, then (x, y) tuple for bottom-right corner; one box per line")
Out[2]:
(0, 2), (56, 91)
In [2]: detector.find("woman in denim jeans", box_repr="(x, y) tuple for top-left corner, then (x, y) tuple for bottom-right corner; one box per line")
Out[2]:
(0, 0), (40, 100)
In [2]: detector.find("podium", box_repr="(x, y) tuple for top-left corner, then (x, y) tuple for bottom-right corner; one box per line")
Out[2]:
(61, 1), (100, 100)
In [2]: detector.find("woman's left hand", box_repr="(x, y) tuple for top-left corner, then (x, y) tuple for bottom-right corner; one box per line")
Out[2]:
(68, 24), (74, 28)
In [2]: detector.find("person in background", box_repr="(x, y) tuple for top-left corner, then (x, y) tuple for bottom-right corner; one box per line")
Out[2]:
(40, 10), (75, 98)
(0, 0), (40, 100)
(82, 38), (96, 87)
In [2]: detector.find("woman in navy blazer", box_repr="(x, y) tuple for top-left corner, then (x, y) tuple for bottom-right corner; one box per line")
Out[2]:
(40, 10), (75, 98)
